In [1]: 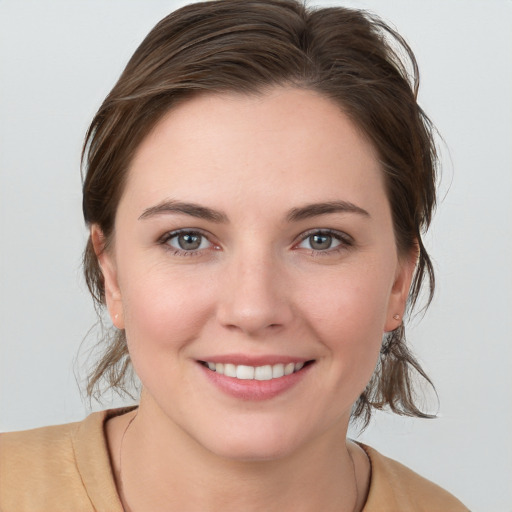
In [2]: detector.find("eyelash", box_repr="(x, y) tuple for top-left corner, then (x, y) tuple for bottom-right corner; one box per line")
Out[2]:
(294, 229), (354, 256)
(158, 229), (217, 257)
(158, 228), (354, 257)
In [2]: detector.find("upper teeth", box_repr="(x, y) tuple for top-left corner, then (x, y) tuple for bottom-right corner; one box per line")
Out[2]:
(206, 362), (305, 380)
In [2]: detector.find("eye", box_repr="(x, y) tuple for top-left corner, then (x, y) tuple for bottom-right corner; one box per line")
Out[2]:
(303, 233), (339, 251)
(164, 230), (212, 252)
(296, 230), (352, 252)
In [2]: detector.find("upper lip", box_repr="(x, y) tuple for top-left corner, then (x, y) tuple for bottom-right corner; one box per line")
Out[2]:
(197, 354), (313, 366)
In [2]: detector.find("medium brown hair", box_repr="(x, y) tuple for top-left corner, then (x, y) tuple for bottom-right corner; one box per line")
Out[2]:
(82, 0), (438, 425)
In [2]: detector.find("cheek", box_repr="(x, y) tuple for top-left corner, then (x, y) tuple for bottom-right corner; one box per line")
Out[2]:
(297, 263), (393, 372)
(119, 268), (214, 360)
(300, 262), (393, 335)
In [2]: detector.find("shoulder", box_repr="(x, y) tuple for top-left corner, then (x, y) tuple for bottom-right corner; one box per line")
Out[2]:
(361, 444), (469, 512)
(0, 419), (92, 511)
(0, 409), (126, 512)
(0, 419), (79, 464)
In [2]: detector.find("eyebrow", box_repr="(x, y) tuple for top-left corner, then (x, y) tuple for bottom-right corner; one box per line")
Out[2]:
(286, 201), (370, 222)
(138, 200), (229, 223)
(138, 199), (370, 223)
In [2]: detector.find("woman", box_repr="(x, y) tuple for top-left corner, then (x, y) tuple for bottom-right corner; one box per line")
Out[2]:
(0, 1), (469, 510)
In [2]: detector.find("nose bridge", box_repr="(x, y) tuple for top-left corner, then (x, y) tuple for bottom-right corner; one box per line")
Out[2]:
(217, 241), (291, 335)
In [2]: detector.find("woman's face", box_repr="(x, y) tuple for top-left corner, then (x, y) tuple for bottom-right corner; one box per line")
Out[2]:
(95, 88), (414, 460)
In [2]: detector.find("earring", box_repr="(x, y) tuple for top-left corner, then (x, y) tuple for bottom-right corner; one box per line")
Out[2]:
(393, 314), (400, 321)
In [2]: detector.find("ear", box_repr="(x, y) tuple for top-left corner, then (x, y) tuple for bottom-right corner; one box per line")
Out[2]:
(90, 225), (125, 329)
(384, 245), (418, 332)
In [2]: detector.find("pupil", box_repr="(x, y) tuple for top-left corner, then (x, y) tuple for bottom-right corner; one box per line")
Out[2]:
(178, 233), (201, 250)
(311, 234), (332, 250)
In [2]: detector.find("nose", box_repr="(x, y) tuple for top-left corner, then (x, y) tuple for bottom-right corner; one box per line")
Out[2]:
(216, 249), (293, 337)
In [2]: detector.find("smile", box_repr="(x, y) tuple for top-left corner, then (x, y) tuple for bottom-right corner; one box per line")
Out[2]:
(202, 361), (307, 380)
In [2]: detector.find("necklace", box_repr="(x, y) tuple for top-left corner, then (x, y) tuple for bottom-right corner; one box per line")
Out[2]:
(118, 414), (361, 512)
(118, 411), (137, 512)
(348, 445), (360, 512)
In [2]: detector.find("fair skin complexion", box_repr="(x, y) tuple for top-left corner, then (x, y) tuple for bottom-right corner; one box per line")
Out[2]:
(93, 87), (416, 512)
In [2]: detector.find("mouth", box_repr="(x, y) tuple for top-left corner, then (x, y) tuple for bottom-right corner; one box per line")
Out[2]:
(199, 360), (314, 381)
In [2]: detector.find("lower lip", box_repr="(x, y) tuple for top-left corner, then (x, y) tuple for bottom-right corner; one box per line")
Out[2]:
(198, 363), (313, 401)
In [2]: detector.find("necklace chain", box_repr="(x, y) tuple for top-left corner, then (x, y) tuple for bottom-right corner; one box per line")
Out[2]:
(118, 412), (360, 512)
(349, 446), (360, 512)
(118, 411), (137, 512)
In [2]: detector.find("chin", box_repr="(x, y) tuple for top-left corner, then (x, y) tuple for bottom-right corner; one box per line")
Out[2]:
(192, 413), (325, 463)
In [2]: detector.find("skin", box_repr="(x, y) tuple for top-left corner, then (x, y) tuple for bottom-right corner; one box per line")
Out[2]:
(93, 87), (416, 511)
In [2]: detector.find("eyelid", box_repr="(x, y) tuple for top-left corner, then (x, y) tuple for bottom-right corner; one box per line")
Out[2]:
(158, 228), (220, 253)
(293, 228), (354, 251)
(157, 227), (353, 256)
(159, 227), (206, 243)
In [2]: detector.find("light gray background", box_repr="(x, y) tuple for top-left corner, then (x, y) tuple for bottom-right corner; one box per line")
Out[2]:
(1, 1), (511, 510)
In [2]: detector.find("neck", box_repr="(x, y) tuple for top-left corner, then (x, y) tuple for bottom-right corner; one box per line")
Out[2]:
(109, 398), (364, 512)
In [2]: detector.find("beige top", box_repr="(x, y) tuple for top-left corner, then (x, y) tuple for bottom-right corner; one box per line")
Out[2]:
(0, 408), (468, 512)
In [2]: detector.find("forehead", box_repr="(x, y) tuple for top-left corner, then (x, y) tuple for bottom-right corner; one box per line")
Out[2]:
(121, 87), (386, 216)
